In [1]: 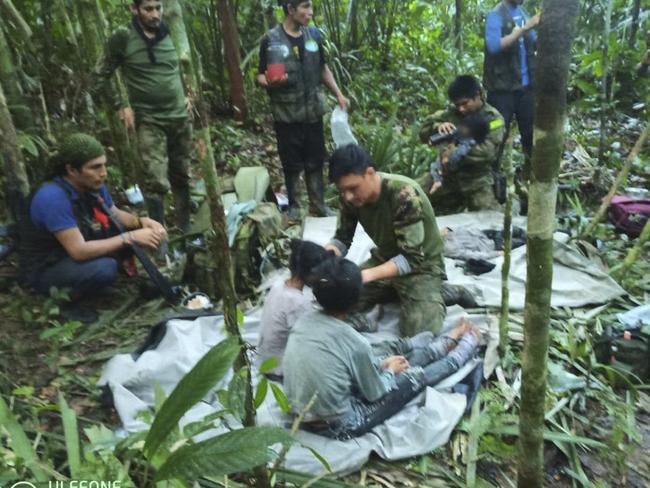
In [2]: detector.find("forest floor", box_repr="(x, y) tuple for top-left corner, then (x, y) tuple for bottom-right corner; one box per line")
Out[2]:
(1, 115), (649, 488)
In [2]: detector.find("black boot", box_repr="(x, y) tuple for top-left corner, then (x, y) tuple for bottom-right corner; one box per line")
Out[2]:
(305, 170), (335, 217)
(284, 172), (301, 221)
(173, 186), (192, 235)
(441, 283), (478, 308)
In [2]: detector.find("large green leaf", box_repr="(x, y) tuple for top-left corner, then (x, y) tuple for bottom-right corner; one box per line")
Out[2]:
(0, 396), (49, 481)
(155, 426), (292, 482)
(59, 393), (82, 478)
(144, 336), (240, 458)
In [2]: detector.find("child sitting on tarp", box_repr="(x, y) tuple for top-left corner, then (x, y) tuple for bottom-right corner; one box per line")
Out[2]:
(257, 239), (333, 379)
(283, 257), (480, 439)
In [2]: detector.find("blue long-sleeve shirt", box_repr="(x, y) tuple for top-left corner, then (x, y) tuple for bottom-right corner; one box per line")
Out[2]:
(485, 5), (537, 87)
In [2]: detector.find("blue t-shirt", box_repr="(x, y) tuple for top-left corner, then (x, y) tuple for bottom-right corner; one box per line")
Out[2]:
(485, 5), (537, 87)
(30, 176), (114, 233)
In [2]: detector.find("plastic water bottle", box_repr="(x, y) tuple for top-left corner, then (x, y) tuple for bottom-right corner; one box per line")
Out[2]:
(331, 107), (358, 148)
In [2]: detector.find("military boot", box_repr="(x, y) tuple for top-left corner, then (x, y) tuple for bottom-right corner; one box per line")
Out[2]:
(305, 170), (335, 217)
(441, 283), (478, 308)
(284, 172), (302, 221)
(173, 186), (192, 235)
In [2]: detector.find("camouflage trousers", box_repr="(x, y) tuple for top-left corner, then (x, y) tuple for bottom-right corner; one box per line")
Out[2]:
(136, 117), (192, 198)
(358, 258), (446, 337)
(419, 172), (499, 216)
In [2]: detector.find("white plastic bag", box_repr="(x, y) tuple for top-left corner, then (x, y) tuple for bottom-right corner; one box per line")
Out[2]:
(330, 106), (358, 148)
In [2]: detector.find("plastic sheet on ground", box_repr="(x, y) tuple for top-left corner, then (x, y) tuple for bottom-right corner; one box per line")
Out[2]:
(100, 305), (495, 475)
(303, 211), (626, 311)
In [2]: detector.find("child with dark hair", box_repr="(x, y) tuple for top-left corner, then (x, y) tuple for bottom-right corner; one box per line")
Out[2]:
(429, 111), (491, 189)
(257, 239), (333, 378)
(284, 257), (480, 439)
(419, 74), (505, 214)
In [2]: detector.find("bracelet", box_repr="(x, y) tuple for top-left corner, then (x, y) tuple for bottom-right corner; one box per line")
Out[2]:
(135, 215), (143, 229)
(120, 232), (135, 246)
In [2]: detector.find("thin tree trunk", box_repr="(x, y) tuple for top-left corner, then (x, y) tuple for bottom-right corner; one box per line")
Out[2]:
(0, 83), (30, 222)
(55, 0), (80, 53)
(614, 216), (650, 279)
(217, 0), (247, 121)
(0, 0), (32, 41)
(345, 0), (359, 50)
(209, 0), (227, 106)
(163, 5), (267, 486)
(597, 0), (613, 164)
(628, 0), (641, 48)
(517, 1), (579, 487)
(499, 137), (514, 352)
(455, 0), (463, 53)
(76, 0), (104, 64)
(580, 120), (649, 240)
(0, 21), (23, 108)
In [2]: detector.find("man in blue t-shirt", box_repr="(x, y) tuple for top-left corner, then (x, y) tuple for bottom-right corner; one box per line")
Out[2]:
(19, 133), (167, 300)
(483, 0), (539, 213)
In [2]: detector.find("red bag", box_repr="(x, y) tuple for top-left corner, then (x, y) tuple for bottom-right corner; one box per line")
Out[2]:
(608, 196), (650, 237)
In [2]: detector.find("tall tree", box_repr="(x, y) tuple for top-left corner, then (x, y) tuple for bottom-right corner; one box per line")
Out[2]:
(454, 0), (463, 53)
(345, 0), (359, 50)
(628, 0), (641, 48)
(597, 0), (613, 164)
(517, 1), (579, 487)
(499, 137), (514, 352)
(0, 20), (31, 128)
(217, 0), (247, 121)
(0, 82), (30, 221)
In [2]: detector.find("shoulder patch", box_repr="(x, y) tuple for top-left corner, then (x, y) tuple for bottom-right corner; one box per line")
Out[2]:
(490, 119), (505, 130)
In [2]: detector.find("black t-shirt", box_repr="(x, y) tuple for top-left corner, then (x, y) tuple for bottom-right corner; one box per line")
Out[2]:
(258, 26), (326, 74)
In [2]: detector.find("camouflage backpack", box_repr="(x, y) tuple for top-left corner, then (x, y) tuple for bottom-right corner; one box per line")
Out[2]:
(232, 203), (282, 297)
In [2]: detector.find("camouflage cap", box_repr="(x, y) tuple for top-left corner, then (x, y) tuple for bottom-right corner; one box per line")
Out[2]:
(58, 133), (105, 170)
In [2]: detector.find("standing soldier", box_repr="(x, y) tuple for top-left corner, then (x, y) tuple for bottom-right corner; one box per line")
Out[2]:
(94, 0), (192, 233)
(257, 0), (349, 220)
(484, 0), (539, 212)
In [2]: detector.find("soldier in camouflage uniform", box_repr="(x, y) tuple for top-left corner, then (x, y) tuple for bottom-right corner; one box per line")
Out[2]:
(326, 144), (447, 336)
(419, 75), (505, 215)
(93, 0), (192, 233)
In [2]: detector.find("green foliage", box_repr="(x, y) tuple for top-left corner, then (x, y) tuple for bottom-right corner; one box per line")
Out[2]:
(144, 336), (240, 458)
(155, 426), (292, 482)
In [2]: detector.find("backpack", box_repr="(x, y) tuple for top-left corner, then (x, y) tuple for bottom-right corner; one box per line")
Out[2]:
(607, 196), (650, 237)
(594, 325), (650, 384)
(232, 203), (282, 297)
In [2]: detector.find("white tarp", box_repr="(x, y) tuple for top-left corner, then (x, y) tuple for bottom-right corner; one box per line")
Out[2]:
(100, 305), (494, 475)
(304, 211), (626, 310)
(100, 210), (624, 475)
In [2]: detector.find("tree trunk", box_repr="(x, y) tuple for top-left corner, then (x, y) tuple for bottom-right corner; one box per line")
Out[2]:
(217, 0), (247, 122)
(0, 0), (32, 41)
(75, 0), (104, 64)
(628, 0), (641, 48)
(165, 2), (266, 485)
(580, 119), (649, 240)
(55, 0), (80, 54)
(454, 0), (463, 53)
(208, 0), (227, 107)
(499, 137), (514, 352)
(0, 21), (33, 129)
(614, 215), (650, 279)
(517, 1), (579, 487)
(345, 0), (359, 50)
(0, 82), (30, 222)
(597, 0), (613, 164)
